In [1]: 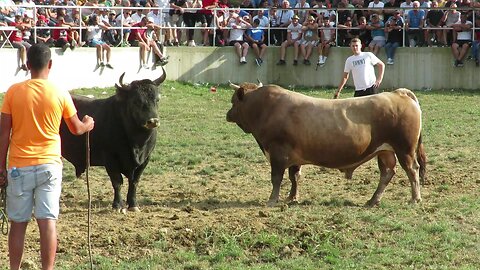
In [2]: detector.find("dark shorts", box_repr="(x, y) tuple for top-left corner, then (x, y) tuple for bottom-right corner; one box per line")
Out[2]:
(198, 14), (213, 26)
(456, 40), (471, 47)
(249, 41), (265, 47)
(229, 40), (246, 46)
(354, 85), (378, 97)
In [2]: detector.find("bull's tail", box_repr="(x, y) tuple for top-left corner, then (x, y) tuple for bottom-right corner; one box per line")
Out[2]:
(417, 133), (427, 185)
(395, 88), (419, 104)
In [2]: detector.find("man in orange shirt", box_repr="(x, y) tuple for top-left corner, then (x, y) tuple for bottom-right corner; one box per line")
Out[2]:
(0, 43), (95, 270)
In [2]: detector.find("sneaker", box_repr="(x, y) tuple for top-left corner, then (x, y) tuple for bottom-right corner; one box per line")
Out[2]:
(293, 59), (298, 66)
(259, 58), (263, 64)
(70, 40), (77, 50)
(457, 60), (464, 67)
(303, 59), (311, 65)
(387, 58), (394, 65)
(173, 41), (179, 46)
(157, 57), (169, 66)
(62, 43), (70, 51)
(20, 64), (27, 71)
(240, 56), (247, 64)
(142, 63), (150, 69)
(100, 62), (105, 67)
(105, 63), (113, 69)
(277, 59), (286, 65)
(319, 56), (325, 65)
(255, 58), (261, 66)
(187, 40), (196, 47)
(454, 60), (459, 67)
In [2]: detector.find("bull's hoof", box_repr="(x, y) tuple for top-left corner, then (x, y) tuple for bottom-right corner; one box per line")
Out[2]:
(408, 198), (422, 205)
(364, 199), (380, 208)
(285, 196), (299, 204)
(128, 206), (141, 212)
(266, 200), (279, 207)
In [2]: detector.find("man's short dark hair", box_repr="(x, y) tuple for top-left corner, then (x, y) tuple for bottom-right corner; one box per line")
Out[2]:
(27, 43), (51, 71)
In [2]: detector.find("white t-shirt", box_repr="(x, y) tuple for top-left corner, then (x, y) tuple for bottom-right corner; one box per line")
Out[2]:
(344, 52), (381, 90)
(252, 15), (270, 28)
(368, 1), (384, 8)
(287, 22), (303, 40)
(229, 21), (248, 42)
(457, 21), (473, 41)
(87, 25), (103, 40)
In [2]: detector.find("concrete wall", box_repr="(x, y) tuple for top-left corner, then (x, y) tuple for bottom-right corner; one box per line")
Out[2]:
(0, 46), (478, 92)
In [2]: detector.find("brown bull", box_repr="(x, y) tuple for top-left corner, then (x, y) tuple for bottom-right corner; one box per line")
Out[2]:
(226, 83), (426, 207)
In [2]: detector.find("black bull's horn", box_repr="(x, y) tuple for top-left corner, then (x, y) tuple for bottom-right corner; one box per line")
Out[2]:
(116, 67), (167, 88)
(153, 66), (167, 85)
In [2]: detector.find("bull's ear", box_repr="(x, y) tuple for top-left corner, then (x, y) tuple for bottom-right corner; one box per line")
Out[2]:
(236, 88), (246, 101)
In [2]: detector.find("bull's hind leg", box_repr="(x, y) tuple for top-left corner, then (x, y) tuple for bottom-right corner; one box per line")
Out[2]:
(106, 168), (124, 211)
(286, 165), (301, 203)
(366, 152), (397, 207)
(397, 152), (422, 204)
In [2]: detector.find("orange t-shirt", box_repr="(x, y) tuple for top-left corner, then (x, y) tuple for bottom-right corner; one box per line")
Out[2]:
(1, 79), (77, 168)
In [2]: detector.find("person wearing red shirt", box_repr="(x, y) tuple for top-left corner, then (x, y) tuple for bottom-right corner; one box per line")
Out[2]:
(51, 15), (74, 50)
(8, 15), (32, 71)
(199, 0), (218, 46)
(130, 17), (169, 69)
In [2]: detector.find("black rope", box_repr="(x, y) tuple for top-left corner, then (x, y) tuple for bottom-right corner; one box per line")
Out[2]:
(0, 186), (8, 235)
(86, 131), (93, 269)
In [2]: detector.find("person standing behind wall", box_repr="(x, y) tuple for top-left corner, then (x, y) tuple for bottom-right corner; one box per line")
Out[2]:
(0, 43), (95, 270)
(334, 37), (385, 98)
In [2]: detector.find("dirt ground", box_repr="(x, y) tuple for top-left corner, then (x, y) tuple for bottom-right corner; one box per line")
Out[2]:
(0, 150), (476, 269)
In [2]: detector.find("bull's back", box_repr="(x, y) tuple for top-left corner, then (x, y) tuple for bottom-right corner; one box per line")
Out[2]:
(256, 89), (421, 168)
(60, 96), (113, 174)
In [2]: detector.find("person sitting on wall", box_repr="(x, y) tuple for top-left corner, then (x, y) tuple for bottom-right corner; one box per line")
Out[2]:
(8, 15), (32, 71)
(130, 16), (169, 69)
(86, 15), (114, 68)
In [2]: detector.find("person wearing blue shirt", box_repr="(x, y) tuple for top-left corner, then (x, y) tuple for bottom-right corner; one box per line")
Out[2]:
(245, 18), (268, 66)
(406, 1), (425, 47)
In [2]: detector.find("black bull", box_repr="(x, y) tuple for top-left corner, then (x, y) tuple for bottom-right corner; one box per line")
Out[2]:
(60, 69), (166, 212)
(227, 82), (427, 207)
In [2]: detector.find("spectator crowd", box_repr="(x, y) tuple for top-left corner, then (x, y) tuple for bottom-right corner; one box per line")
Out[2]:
(1, 0), (480, 69)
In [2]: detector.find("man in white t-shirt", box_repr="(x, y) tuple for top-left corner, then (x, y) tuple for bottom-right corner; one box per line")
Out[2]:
(334, 38), (385, 98)
(276, 14), (303, 65)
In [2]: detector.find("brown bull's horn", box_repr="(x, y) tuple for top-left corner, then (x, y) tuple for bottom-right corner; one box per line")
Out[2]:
(229, 81), (240, 90)
(153, 66), (167, 85)
(257, 79), (263, 88)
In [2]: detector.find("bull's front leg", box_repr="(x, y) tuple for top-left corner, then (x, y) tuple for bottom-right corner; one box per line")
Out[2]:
(106, 169), (124, 211)
(127, 161), (149, 212)
(126, 178), (140, 212)
(286, 165), (301, 203)
(267, 162), (286, 207)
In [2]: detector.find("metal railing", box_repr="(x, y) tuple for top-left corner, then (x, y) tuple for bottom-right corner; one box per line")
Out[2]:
(0, 4), (478, 47)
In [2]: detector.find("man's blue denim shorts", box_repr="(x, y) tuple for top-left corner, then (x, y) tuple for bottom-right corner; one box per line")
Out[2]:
(6, 164), (63, 222)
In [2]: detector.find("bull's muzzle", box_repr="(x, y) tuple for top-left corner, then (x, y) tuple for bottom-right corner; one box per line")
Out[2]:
(144, 118), (160, 129)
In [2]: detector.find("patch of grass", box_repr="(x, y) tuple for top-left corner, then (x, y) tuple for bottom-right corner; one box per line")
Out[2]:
(1, 83), (480, 270)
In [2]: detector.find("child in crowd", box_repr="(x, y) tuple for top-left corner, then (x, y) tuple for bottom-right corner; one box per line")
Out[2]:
(86, 15), (113, 68)
(245, 18), (267, 66)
